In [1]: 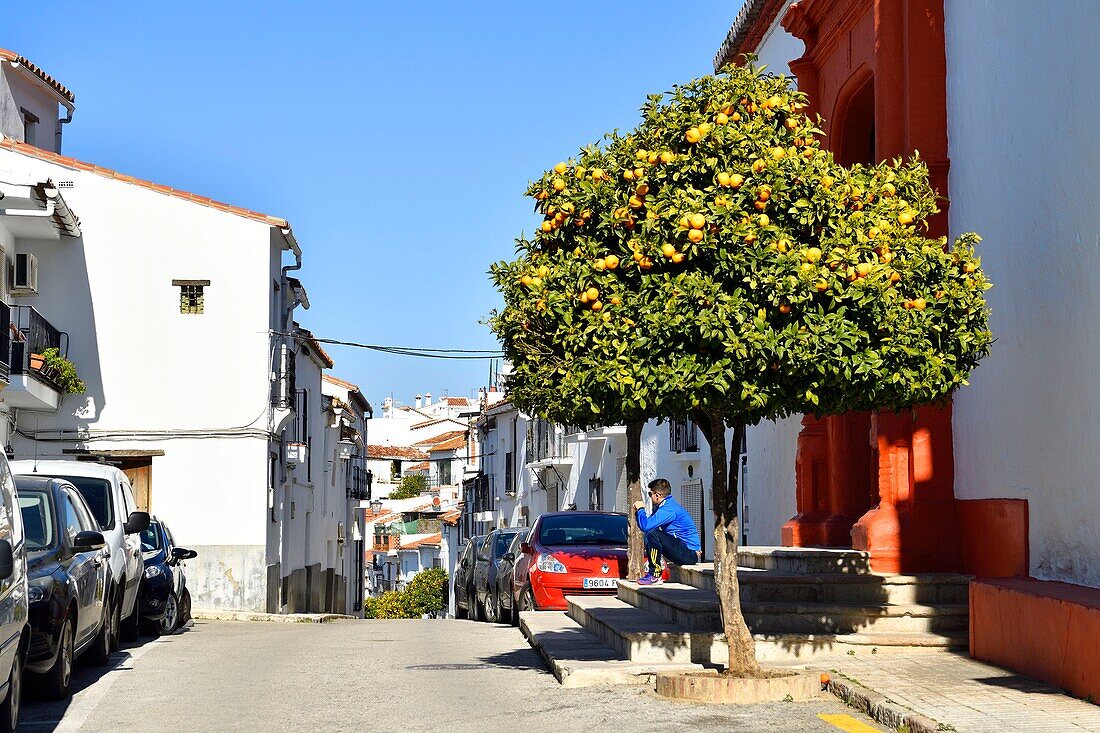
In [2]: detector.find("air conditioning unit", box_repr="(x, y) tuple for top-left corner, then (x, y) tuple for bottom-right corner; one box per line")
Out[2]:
(286, 442), (308, 467)
(12, 253), (38, 296)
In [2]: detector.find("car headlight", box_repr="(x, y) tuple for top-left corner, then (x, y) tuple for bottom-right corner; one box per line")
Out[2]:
(536, 553), (567, 574)
(144, 565), (164, 579)
(28, 577), (52, 604)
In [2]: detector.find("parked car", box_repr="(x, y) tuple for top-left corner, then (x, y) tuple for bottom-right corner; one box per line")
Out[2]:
(511, 511), (628, 612)
(13, 461), (150, 644)
(17, 476), (111, 700)
(139, 518), (197, 635)
(453, 534), (488, 619)
(0, 455), (28, 733)
(472, 528), (524, 623)
(493, 529), (528, 626)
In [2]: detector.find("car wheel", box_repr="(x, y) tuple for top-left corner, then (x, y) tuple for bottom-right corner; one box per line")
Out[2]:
(179, 589), (192, 626)
(484, 590), (499, 624)
(160, 592), (179, 635)
(455, 598), (468, 620)
(497, 588), (511, 625)
(519, 585), (537, 613)
(120, 591), (141, 642)
(87, 595), (114, 666)
(0, 647), (22, 733)
(109, 592), (121, 652)
(42, 616), (73, 700)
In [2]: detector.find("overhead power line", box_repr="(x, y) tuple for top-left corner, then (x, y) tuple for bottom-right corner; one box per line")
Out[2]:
(278, 332), (504, 360)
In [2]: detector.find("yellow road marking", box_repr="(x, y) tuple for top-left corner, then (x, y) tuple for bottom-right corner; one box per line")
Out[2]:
(817, 713), (884, 733)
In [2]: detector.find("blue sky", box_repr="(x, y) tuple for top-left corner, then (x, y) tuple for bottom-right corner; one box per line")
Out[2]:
(6, 1), (743, 408)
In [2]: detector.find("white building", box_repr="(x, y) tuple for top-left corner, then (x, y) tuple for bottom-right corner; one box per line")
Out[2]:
(0, 47), (353, 613)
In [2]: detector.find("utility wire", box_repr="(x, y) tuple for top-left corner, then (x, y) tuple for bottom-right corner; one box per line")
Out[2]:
(277, 331), (503, 360)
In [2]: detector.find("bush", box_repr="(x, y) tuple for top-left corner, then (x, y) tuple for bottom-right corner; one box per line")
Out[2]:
(403, 567), (448, 617)
(389, 474), (428, 499)
(363, 568), (448, 619)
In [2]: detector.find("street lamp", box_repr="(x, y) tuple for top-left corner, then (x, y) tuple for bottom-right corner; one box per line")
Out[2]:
(370, 498), (383, 515)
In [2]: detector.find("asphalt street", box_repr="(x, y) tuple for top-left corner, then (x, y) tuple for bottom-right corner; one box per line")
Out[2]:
(18, 618), (887, 732)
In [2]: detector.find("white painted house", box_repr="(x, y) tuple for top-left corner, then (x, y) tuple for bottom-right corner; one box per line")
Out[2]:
(0, 48), (354, 613)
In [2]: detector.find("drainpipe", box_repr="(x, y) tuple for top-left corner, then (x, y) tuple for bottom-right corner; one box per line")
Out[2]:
(56, 105), (74, 153)
(279, 228), (303, 410)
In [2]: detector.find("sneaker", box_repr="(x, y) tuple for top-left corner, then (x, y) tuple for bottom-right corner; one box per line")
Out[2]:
(635, 572), (664, 586)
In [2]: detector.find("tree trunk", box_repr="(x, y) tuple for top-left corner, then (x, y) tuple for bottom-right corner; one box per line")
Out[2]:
(694, 409), (759, 676)
(625, 420), (646, 579)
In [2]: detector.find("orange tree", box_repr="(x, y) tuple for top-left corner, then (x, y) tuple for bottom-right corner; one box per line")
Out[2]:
(491, 63), (991, 675)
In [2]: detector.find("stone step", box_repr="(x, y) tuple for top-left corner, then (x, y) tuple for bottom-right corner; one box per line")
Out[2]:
(672, 564), (971, 605)
(518, 610), (703, 687)
(752, 631), (968, 663)
(567, 594), (726, 665)
(621, 580), (969, 638)
(738, 546), (871, 574)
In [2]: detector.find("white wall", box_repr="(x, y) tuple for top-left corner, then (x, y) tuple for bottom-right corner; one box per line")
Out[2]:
(0, 64), (64, 151)
(945, 0), (1100, 587)
(750, 0), (803, 80)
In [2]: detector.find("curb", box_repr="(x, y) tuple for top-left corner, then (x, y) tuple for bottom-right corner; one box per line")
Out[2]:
(826, 674), (941, 733)
(193, 609), (356, 624)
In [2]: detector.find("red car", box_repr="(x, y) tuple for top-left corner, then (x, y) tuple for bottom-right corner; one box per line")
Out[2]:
(511, 511), (629, 611)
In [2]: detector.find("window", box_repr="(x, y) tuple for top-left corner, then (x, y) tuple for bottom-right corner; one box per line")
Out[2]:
(173, 279), (210, 314)
(439, 460), (451, 485)
(60, 493), (82, 546)
(56, 476), (113, 530)
(670, 416), (699, 453)
(21, 109), (38, 147)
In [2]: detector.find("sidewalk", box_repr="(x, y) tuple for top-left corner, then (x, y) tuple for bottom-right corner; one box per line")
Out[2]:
(192, 609), (355, 623)
(803, 650), (1100, 732)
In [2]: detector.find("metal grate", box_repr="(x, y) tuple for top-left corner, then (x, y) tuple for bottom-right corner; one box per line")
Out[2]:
(588, 476), (603, 511)
(680, 478), (704, 552)
(179, 284), (204, 314)
(614, 457), (628, 512)
(545, 471), (559, 513)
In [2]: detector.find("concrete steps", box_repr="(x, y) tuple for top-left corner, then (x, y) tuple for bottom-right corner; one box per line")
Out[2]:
(518, 610), (703, 687)
(566, 594), (727, 665)
(673, 563), (970, 606)
(738, 546), (871, 574)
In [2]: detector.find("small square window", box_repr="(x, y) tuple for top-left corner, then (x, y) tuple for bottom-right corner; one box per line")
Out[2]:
(173, 279), (210, 315)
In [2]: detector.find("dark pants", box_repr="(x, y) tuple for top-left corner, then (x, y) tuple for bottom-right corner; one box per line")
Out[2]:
(643, 528), (699, 573)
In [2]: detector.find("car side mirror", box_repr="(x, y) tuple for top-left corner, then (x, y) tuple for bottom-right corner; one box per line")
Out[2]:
(502, 552), (515, 562)
(172, 547), (198, 561)
(73, 530), (106, 551)
(0, 539), (12, 580)
(520, 542), (533, 555)
(124, 511), (150, 535)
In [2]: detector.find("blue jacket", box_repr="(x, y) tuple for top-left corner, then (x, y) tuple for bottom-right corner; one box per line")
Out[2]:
(636, 496), (701, 552)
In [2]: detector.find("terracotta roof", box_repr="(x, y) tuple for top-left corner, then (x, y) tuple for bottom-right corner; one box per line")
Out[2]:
(445, 397), (472, 407)
(367, 445), (428, 460)
(413, 430), (466, 447)
(0, 49), (74, 103)
(0, 137), (290, 228)
(399, 532), (441, 550)
(713, 0), (786, 71)
(441, 510), (461, 526)
(406, 461), (430, 471)
(296, 329), (334, 369)
(323, 374), (359, 391)
(429, 434), (467, 452)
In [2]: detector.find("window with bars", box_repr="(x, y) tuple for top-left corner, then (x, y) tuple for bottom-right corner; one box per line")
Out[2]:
(173, 279), (210, 314)
(669, 415), (699, 453)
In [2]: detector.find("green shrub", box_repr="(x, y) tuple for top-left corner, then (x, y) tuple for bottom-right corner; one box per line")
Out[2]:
(40, 347), (86, 394)
(362, 568), (448, 619)
(389, 474), (428, 499)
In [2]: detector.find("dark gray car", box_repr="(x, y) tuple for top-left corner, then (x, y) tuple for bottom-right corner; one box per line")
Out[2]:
(453, 535), (487, 619)
(472, 528), (523, 623)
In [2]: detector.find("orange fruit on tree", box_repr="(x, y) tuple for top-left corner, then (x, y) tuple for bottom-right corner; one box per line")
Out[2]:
(540, 221), (552, 232)
(752, 159), (767, 173)
(610, 296), (621, 305)
(537, 265), (550, 277)
(552, 178), (566, 191)
(743, 233), (758, 245)
(729, 173), (744, 188)
(591, 300), (603, 312)
(623, 169), (635, 181)
(720, 104), (734, 116)
(554, 162), (568, 174)
(639, 257), (653, 270)
(913, 297), (927, 310)
(593, 259), (606, 272)
(520, 275), (533, 286)
(754, 200), (768, 211)
(698, 122), (712, 135)
(659, 151), (675, 164)
(629, 195), (645, 209)
(685, 127), (702, 143)
(634, 168), (644, 179)
(889, 271), (901, 283)
(779, 303), (791, 314)
(805, 247), (822, 263)
(898, 210), (915, 225)
(575, 166), (586, 179)
(715, 113), (729, 125)
(585, 287), (599, 301)
(635, 182), (649, 196)
(881, 183), (896, 197)
(679, 216), (691, 229)
(757, 214), (770, 227)
(815, 280), (828, 292)
(717, 172), (731, 187)
(689, 213), (706, 229)
(649, 152), (660, 164)
(579, 291), (589, 303)
(688, 228), (704, 243)
(661, 243), (677, 257)
(856, 263), (873, 278)
(671, 253), (685, 263)
(785, 117), (798, 130)
(771, 147), (786, 159)
(604, 255), (620, 270)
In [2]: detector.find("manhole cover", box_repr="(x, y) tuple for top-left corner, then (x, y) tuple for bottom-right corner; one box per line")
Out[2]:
(405, 663), (494, 671)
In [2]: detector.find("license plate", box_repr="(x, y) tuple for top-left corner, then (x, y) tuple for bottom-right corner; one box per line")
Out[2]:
(582, 577), (618, 589)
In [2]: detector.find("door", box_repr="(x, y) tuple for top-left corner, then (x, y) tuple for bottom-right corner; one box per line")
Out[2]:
(119, 459), (152, 513)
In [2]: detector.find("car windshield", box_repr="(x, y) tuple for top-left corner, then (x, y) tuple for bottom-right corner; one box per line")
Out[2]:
(56, 476), (113, 531)
(18, 490), (55, 551)
(494, 532), (517, 557)
(537, 514), (628, 546)
(141, 523), (161, 552)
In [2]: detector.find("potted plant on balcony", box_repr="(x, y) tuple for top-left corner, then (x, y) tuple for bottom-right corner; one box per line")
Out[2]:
(39, 347), (86, 394)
